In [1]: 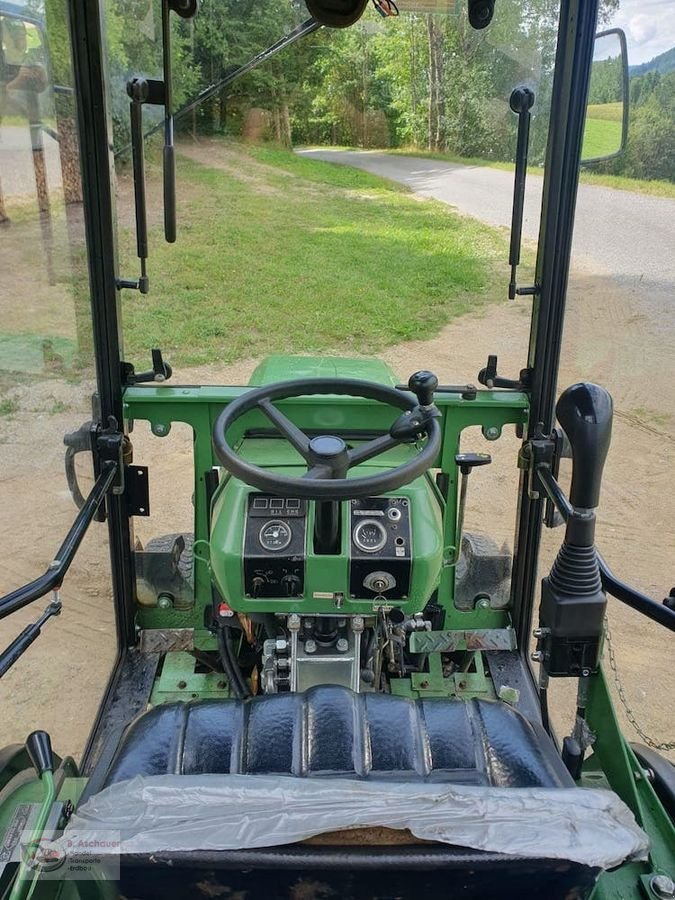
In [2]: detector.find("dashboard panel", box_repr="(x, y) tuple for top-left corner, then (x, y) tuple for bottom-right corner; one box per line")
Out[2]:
(349, 496), (411, 600)
(208, 461), (444, 616)
(243, 495), (307, 599)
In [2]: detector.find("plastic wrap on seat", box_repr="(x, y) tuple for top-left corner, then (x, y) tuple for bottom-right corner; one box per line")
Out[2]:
(63, 774), (649, 870)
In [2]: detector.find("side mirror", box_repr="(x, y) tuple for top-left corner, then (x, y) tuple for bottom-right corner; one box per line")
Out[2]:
(304, 0), (370, 27)
(581, 28), (629, 165)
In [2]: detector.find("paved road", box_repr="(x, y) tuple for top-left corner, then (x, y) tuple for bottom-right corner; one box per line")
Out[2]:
(299, 149), (675, 327)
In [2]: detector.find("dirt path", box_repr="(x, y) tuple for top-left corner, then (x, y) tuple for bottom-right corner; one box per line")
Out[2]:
(0, 141), (672, 763)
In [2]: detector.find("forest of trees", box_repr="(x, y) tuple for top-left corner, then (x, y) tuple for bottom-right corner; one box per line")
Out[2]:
(156, 0), (672, 182)
(167, 0), (570, 165)
(15, 0), (675, 184)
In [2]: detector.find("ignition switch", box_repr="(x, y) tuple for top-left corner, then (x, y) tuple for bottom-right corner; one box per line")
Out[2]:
(363, 571), (397, 594)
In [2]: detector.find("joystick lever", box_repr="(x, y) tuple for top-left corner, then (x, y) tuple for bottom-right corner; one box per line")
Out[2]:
(555, 382), (613, 512)
(536, 383), (613, 678)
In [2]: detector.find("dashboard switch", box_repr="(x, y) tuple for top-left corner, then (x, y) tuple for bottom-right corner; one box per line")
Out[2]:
(281, 574), (302, 597)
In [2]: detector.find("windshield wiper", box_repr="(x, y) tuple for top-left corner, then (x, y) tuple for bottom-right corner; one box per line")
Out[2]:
(116, 17), (322, 161)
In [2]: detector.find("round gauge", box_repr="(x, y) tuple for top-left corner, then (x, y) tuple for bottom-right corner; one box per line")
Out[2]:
(353, 518), (387, 553)
(259, 520), (292, 552)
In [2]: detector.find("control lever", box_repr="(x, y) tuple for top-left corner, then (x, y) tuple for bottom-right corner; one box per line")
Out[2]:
(26, 730), (55, 778)
(556, 382), (613, 511)
(7, 732), (56, 900)
(447, 453), (492, 566)
(390, 370), (441, 442)
(408, 370), (438, 407)
(535, 383), (613, 677)
(478, 355), (530, 391)
(122, 349), (173, 386)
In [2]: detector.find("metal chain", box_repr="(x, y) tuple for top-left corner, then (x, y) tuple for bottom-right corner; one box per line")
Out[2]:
(604, 619), (675, 752)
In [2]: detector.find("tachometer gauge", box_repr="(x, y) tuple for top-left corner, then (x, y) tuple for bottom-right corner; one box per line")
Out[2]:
(259, 520), (292, 552)
(353, 518), (387, 553)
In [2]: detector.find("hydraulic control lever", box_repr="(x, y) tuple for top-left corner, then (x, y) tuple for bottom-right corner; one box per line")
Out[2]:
(535, 383), (613, 677)
(8, 732), (56, 900)
(447, 452), (492, 566)
(556, 382), (613, 513)
(390, 371), (442, 442)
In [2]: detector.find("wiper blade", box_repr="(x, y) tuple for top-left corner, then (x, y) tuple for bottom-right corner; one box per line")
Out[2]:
(115, 17), (322, 160)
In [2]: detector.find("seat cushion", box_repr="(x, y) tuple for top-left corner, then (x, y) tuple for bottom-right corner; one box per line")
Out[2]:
(92, 686), (573, 791)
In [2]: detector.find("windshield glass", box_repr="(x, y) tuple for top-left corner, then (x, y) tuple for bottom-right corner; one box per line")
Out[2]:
(108, 0), (563, 376)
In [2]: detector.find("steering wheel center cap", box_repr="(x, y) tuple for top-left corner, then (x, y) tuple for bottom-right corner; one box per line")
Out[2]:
(309, 435), (347, 459)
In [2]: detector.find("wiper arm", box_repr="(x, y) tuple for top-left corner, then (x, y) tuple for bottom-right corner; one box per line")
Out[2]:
(116, 17), (323, 160)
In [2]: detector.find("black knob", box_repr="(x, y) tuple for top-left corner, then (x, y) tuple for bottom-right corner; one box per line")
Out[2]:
(408, 371), (438, 407)
(26, 731), (54, 777)
(556, 383), (613, 510)
(509, 86), (535, 115)
(454, 452), (492, 476)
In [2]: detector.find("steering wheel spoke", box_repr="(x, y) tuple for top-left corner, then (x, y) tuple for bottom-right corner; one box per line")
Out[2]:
(348, 433), (399, 468)
(303, 464), (335, 480)
(258, 397), (311, 460)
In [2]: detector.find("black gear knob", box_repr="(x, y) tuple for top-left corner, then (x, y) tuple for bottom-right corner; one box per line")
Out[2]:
(556, 382), (613, 510)
(26, 730), (54, 777)
(408, 371), (438, 407)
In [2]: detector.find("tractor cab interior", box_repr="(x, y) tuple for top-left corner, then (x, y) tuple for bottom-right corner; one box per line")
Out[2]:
(0, 0), (673, 898)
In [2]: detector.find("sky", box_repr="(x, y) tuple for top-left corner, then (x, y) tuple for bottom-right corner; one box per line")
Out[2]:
(606, 0), (675, 64)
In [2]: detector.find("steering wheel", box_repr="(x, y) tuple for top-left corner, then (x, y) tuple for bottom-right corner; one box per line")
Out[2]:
(212, 374), (442, 500)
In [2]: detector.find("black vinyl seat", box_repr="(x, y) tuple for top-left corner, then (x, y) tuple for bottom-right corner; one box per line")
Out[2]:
(83, 687), (601, 900)
(88, 685), (573, 792)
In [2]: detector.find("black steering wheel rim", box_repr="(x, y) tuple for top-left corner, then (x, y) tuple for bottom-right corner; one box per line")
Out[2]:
(212, 377), (441, 500)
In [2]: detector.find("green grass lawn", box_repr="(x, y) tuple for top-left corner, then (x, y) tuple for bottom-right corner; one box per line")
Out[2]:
(121, 143), (509, 368)
(581, 116), (622, 160)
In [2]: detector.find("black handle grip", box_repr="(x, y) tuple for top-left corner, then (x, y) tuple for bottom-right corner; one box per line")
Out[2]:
(556, 382), (613, 509)
(408, 370), (438, 407)
(26, 730), (54, 776)
(163, 143), (176, 243)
